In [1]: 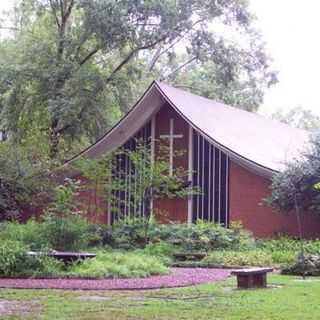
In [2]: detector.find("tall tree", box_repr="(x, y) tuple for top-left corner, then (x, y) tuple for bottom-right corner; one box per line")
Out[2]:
(0, 0), (276, 158)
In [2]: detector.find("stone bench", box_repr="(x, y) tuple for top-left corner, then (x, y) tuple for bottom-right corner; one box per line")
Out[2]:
(231, 267), (273, 289)
(173, 252), (207, 261)
(27, 251), (96, 264)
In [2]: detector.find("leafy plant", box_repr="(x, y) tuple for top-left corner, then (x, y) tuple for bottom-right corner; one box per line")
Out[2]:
(68, 250), (169, 279)
(0, 240), (64, 277)
(203, 250), (273, 267)
(0, 221), (49, 250)
(0, 142), (53, 220)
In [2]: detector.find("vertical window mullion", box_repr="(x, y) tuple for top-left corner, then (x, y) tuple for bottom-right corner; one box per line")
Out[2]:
(218, 149), (221, 224)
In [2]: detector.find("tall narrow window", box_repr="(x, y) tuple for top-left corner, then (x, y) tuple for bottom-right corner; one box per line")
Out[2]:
(192, 130), (229, 225)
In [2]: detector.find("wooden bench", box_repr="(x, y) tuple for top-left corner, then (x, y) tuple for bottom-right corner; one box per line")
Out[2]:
(231, 268), (273, 289)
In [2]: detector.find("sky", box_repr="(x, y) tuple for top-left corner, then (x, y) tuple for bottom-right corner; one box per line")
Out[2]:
(1, 0), (320, 116)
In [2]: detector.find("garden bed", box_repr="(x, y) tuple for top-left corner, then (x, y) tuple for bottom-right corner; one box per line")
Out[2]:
(0, 268), (230, 290)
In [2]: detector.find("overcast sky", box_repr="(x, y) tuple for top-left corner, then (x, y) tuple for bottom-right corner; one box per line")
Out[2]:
(1, 0), (320, 115)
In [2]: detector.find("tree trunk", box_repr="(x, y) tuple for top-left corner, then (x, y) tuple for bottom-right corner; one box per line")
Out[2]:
(49, 121), (60, 159)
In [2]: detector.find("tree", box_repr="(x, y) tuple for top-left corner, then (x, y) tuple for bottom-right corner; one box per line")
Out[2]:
(268, 133), (320, 278)
(0, 0), (276, 158)
(271, 107), (320, 131)
(0, 138), (54, 220)
(75, 141), (199, 223)
(268, 133), (320, 240)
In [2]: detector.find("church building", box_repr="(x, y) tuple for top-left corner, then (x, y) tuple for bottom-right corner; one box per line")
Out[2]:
(66, 81), (320, 238)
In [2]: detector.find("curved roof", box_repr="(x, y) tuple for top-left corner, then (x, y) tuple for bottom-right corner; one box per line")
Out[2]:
(66, 81), (310, 176)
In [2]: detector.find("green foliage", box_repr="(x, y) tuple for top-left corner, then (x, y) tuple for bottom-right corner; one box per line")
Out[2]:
(203, 250), (273, 267)
(271, 106), (320, 131)
(268, 133), (320, 214)
(42, 179), (90, 251)
(0, 0), (276, 158)
(171, 59), (277, 112)
(143, 242), (176, 259)
(42, 214), (90, 251)
(0, 221), (49, 250)
(0, 217), (89, 252)
(68, 250), (169, 279)
(45, 179), (82, 218)
(256, 237), (320, 254)
(0, 240), (64, 277)
(0, 142), (53, 220)
(95, 220), (254, 252)
(281, 253), (320, 276)
(0, 240), (30, 276)
(77, 142), (199, 223)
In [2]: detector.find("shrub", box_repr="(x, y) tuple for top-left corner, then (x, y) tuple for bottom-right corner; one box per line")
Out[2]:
(0, 221), (49, 250)
(0, 217), (90, 252)
(68, 251), (169, 278)
(95, 220), (256, 252)
(0, 240), (30, 276)
(282, 254), (320, 276)
(257, 237), (320, 254)
(142, 242), (176, 265)
(42, 214), (90, 251)
(0, 240), (64, 277)
(203, 250), (273, 267)
(270, 250), (296, 265)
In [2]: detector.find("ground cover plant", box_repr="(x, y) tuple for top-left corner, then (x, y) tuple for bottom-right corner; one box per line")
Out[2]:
(68, 251), (169, 279)
(1, 275), (320, 320)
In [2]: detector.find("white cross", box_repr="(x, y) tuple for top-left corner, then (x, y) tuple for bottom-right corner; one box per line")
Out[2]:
(160, 118), (184, 176)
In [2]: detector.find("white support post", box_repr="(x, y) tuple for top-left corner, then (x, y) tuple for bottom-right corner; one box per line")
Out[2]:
(187, 125), (193, 224)
(225, 156), (229, 227)
(150, 115), (156, 213)
(218, 149), (221, 224)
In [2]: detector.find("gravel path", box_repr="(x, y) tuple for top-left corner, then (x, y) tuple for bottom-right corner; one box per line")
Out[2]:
(0, 268), (230, 290)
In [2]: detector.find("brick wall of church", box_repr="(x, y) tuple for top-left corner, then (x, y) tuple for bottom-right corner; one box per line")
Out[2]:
(229, 160), (320, 238)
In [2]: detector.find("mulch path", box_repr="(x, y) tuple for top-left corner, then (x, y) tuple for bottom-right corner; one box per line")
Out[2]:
(0, 268), (230, 290)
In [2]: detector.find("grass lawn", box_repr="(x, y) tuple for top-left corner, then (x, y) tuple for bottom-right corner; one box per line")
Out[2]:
(0, 275), (320, 320)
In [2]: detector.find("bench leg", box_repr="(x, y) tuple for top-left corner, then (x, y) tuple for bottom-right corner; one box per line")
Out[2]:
(237, 274), (267, 289)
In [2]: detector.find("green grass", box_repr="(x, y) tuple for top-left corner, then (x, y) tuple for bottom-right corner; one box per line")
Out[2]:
(1, 275), (320, 319)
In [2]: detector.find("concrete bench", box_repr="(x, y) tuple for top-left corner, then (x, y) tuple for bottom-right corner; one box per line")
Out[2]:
(27, 251), (96, 264)
(173, 252), (207, 261)
(231, 268), (273, 289)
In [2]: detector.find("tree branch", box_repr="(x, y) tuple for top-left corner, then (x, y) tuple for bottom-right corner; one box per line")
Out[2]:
(105, 36), (168, 84)
(79, 47), (100, 66)
(49, 0), (61, 28)
(160, 56), (197, 81)
(149, 18), (206, 72)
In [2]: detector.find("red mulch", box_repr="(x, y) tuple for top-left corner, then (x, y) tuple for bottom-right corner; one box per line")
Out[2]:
(0, 268), (230, 290)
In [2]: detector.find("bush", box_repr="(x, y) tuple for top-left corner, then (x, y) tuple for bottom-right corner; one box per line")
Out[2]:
(0, 221), (49, 250)
(0, 240), (30, 276)
(203, 250), (273, 267)
(0, 240), (64, 277)
(94, 220), (255, 252)
(42, 214), (89, 251)
(68, 250), (169, 278)
(282, 254), (320, 276)
(142, 242), (176, 265)
(257, 237), (320, 254)
(0, 216), (90, 252)
(148, 220), (254, 251)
